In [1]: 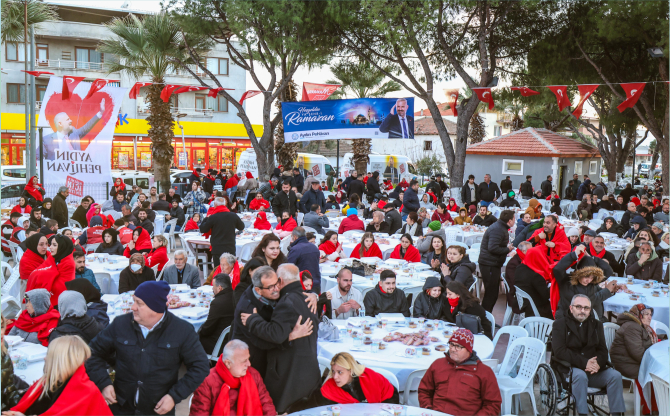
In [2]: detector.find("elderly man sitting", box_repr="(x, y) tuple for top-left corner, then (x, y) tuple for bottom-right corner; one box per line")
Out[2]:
(190, 340), (276, 415)
(206, 252), (240, 287)
(162, 250), (201, 288)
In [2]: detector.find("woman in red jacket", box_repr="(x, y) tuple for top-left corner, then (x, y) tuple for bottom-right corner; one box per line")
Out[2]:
(274, 211), (297, 238)
(9, 335), (112, 416)
(11, 196), (32, 214)
(144, 235), (169, 271)
(431, 203), (453, 224)
(19, 233), (48, 282)
(447, 198), (459, 213)
(350, 232), (383, 259)
(249, 192), (270, 211)
(319, 231), (344, 263)
(23, 176), (45, 206)
(390, 234), (421, 263)
(26, 234), (75, 307)
(253, 211), (272, 231)
(123, 226), (153, 257)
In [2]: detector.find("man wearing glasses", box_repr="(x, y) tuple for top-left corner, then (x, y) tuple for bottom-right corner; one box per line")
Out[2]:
(418, 328), (501, 415)
(551, 294), (626, 416)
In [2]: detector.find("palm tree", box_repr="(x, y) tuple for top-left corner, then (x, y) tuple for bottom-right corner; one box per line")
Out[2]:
(99, 13), (199, 192)
(327, 59), (401, 175)
(1, 0), (58, 42)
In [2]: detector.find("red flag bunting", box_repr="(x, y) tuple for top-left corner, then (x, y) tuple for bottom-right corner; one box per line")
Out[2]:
(174, 86), (210, 94)
(240, 90), (262, 104)
(301, 82), (341, 101)
(616, 82), (645, 112)
(208, 87), (234, 98)
(160, 85), (181, 103)
(510, 86), (540, 97)
(21, 70), (54, 77)
(84, 79), (109, 100)
(445, 89), (459, 116)
(129, 82), (152, 99)
(472, 87), (494, 110)
(572, 84), (599, 118)
(547, 86), (571, 112)
(62, 76), (86, 101)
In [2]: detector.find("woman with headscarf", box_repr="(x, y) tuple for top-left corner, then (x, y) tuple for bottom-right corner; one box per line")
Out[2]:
(7, 289), (60, 346)
(524, 198), (542, 220)
(48, 291), (103, 344)
(118, 253), (156, 293)
(238, 171), (258, 201)
(40, 197), (53, 219)
(26, 234), (75, 307)
(446, 198), (459, 212)
(550, 198), (562, 215)
(122, 226), (152, 257)
(390, 234), (421, 263)
(468, 205), (477, 219)
(22, 176), (45, 207)
(110, 177), (126, 197)
(95, 228), (124, 255)
(253, 211), (272, 231)
(19, 233), (48, 282)
(11, 196), (32, 214)
(65, 278), (109, 328)
(442, 281), (492, 339)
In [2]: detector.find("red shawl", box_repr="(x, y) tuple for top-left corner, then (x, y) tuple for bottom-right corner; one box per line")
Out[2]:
(253, 212), (272, 230)
(589, 242), (606, 259)
(212, 356), (263, 416)
(320, 368), (395, 404)
(378, 200), (387, 210)
(86, 204), (102, 225)
(19, 249), (46, 280)
(528, 221), (571, 263)
(431, 210), (452, 223)
(245, 172), (253, 179)
(23, 176), (44, 202)
(7, 308), (60, 346)
(350, 242), (383, 259)
(135, 227), (153, 251)
(521, 246), (558, 317)
(27, 254), (75, 307)
(390, 244), (421, 263)
(631, 197), (640, 206)
(275, 217), (297, 232)
(11, 204), (31, 214)
(184, 219), (200, 232)
(12, 365), (112, 416)
(399, 179), (410, 190)
(225, 175), (239, 190)
(249, 198), (270, 211)
(426, 190), (437, 203)
(113, 179), (126, 192)
(211, 261), (241, 289)
(447, 199), (459, 212)
(319, 240), (342, 261)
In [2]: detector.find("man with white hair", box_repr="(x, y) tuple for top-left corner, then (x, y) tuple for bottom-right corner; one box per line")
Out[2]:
(42, 98), (105, 159)
(200, 197), (245, 266)
(190, 340), (277, 415)
(379, 97), (414, 138)
(205, 252), (239, 286)
(161, 250), (201, 288)
(240, 264), (320, 413)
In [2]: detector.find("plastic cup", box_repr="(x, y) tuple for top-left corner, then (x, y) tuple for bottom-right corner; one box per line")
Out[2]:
(331, 406), (341, 416)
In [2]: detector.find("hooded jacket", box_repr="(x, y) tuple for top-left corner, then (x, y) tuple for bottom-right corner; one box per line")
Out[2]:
(49, 291), (103, 344)
(625, 246), (664, 282)
(363, 284), (410, 317)
(65, 278), (109, 328)
(623, 215), (648, 240)
(95, 228), (124, 255)
(596, 216), (624, 237)
(453, 207), (472, 225)
(610, 311), (657, 379)
(412, 277), (445, 319)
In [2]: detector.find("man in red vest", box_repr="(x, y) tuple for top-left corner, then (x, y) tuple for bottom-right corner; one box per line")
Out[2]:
(1, 212), (24, 254)
(113, 218), (134, 245)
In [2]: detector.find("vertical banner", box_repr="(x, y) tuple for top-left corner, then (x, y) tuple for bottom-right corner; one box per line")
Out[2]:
(37, 77), (127, 184)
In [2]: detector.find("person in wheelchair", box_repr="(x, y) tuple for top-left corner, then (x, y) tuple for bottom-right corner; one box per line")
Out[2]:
(551, 294), (626, 416)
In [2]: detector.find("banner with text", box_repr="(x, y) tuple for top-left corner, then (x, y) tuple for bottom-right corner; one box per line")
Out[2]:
(37, 77), (127, 188)
(282, 97), (415, 143)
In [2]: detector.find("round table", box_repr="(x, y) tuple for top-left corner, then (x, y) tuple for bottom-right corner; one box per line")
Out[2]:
(603, 279), (669, 326)
(638, 340), (669, 406)
(86, 256), (129, 295)
(288, 403), (450, 416)
(318, 319), (493, 391)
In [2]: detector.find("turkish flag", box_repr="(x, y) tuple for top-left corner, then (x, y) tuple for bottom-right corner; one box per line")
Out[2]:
(444, 88), (459, 116)
(62, 76), (85, 101)
(208, 87), (234, 98)
(472, 87), (494, 110)
(21, 70), (54, 77)
(84, 79), (109, 100)
(301, 82), (341, 101)
(174, 86), (210, 94)
(616, 82), (646, 112)
(240, 90), (262, 104)
(129, 82), (152, 99)
(160, 85), (181, 103)
(547, 86), (571, 111)
(511, 86), (540, 97)
(572, 84), (599, 118)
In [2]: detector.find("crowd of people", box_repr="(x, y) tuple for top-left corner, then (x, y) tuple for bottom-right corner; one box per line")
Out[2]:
(1, 166), (666, 416)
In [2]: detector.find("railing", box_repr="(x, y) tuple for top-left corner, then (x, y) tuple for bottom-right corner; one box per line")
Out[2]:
(35, 59), (114, 72)
(496, 113), (514, 123)
(137, 105), (214, 117)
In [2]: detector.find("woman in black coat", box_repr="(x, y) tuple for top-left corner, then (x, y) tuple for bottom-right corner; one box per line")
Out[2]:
(199, 273), (235, 355)
(118, 253), (156, 293)
(442, 281), (492, 339)
(95, 228), (124, 255)
(412, 276), (444, 319)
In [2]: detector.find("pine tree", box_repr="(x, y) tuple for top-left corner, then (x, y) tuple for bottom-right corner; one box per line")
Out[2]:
(274, 80), (300, 169)
(468, 113), (486, 144)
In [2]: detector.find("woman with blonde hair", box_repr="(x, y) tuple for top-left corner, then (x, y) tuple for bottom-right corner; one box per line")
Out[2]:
(143, 235), (169, 272)
(5, 336), (112, 416)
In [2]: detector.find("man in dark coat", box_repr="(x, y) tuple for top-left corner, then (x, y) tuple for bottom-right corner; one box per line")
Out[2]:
(286, 227), (322, 293)
(436, 174), (448, 199)
(341, 171), (357, 193)
(519, 175), (534, 199)
(52, 186), (69, 228)
(478, 210), (515, 312)
(200, 198), (245, 266)
(619, 183), (637, 205)
(271, 181), (298, 218)
(401, 180), (421, 216)
(477, 174), (501, 207)
(571, 174), (582, 196)
(383, 204), (403, 235)
(292, 167), (305, 192)
(71, 197), (91, 228)
(241, 264), (320, 413)
(300, 181), (326, 214)
(500, 176), (513, 195)
(425, 177), (441, 201)
(540, 175), (553, 199)
(576, 177), (591, 201)
(461, 174), (479, 207)
(199, 273), (235, 355)
(366, 171), (382, 203)
(347, 175), (366, 201)
(152, 193), (171, 212)
(564, 180), (576, 200)
(188, 167), (202, 185)
(86, 281), (209, 415)
(363, 270), (410, 317)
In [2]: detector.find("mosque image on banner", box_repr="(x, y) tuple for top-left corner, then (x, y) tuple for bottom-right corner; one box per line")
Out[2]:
(282, 97), (414, 143)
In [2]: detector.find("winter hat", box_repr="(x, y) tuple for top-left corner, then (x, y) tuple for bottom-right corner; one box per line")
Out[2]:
(450, 328), (474, 353)
(89, 215), (103, 227)
(428, 221), (442, 232)
(134, 281), (170, 313)
(566, 228), (580, 237)
(584, 229), (597, 237)
(58, 290), (87, 318)
(25, 289), (51, 316)
(347, 208), (358, 217)
(507, 191), (515, 198)
(652, 222), (664, 230)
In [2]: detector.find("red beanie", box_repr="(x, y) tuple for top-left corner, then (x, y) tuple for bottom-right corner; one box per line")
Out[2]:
(450, 328), (474, 353)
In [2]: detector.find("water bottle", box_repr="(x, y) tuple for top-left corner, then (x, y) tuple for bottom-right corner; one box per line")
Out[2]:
(359, 304), (365, 317)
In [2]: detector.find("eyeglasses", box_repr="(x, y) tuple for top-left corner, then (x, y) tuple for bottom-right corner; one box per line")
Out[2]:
(260, 280), (281, 290)
(448, 342), (465, 351)
(572, 305), (591, 311)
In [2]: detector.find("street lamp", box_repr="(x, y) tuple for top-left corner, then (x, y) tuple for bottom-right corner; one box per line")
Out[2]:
(175, 113), (187, 169)
(648, 47), (664, 58)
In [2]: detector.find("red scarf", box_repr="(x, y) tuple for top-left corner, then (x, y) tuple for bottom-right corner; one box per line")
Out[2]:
(12, 365), (112, 416)
(427, 190), (437, 203)
(23, 176), (44, 202)
(390, 244), (421, 263)
(521, 246), (558, 317)
(114, 179), (126, 192)
(319, 240), (342, 257)
(320, 368), (395, 404)
(249, 198), (270, 211)
(184, 219), (200, 232)
(350, 242), (383, 259)
(225, 175), (239, 190)
(211, 261), (241, 289)
(19, 249), (46, 280)
(448, 296), (460, 313)
(268, 180), (275, 190)
(212, 356), (263, 416)
(275, 217), (297, 232)
(202, 205), (231, 238)
(377, 200), (387, 210)
(589, 242), (606, 258)
(7, 308), (60, 346)
(11, 204), (31, 214)
(27, 254), (76, 307)
(253, 212), (272, 230)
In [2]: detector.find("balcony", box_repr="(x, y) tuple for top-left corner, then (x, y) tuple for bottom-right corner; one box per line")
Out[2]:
(496, 113), (513, 124)
(137, 105), (214, 118)
(35, 58), (115, 72)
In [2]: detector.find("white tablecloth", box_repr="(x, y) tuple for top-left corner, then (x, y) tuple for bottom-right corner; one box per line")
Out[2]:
(11, 342), (48, 385)
(86, 256), (128, 295)
(603, 279), (669, 326)
(288, 403), (450, 416)
(638, 340), (669, 405)
(318, 320), (493, 390)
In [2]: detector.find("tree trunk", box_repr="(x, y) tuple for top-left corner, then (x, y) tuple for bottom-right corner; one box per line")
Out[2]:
(146, 81), (175, 193)
(352, 138), (371, 176)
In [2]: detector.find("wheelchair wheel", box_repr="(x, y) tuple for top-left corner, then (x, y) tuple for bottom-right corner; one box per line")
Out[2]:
(534, 363), (557, 416)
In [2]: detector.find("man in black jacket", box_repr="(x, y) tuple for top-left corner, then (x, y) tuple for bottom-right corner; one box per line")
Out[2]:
(382, 204), (403, 235)
(436, 174), (448, 199)
(620, 201), (637, 231)
(551, 295), (625, 416)
(365, 171), (382, 203)
(199, 273), (235, 355)
(478, 174), (501, 207)
(271, 181), (298, 218)
(478, 210), (515, 312)
(86, 280), (209, 415)
(425, 177), (441, 201)
(135, 209), (154, 236)
(71, 197), (91, 228)
(292, 167), (305, 192)
(564, 180), (575, 200)
(519, 175), (534, 199)
(363, 270), (410, 316)
(618, 183), (637, 205)
(300, 181), (326, 213)
(341, 170), (357, 193)
(52, 186), (69, 228)
(347, 174), (366, 201)
(200, 197), (245, 266)
(571, 173), (582, 197)
(541, 175), (553, 199)
(152, 193), (171, 212)
(500, 175), (512, 195)
(472, 206), (497, 227)
(241, 264), (320, 413)
(461, 174), (478, 208)
(402, 180), (421, 217)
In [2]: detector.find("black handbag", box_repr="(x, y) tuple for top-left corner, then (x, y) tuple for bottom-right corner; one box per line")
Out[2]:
(456, 312), (484, 335)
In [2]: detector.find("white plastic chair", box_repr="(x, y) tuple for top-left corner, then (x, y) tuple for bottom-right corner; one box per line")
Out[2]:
(361, 286), (375, 299)
(1, 264), (21, 300)
(343, 230), (364, 239)
(651, 373), (669, 414)
(651, 319), (669, 337)
(468, 274), (481, 299)
(68, 218), (83, 228)
(514, 286), (541, 318)
(297, 212), (305, 226)
(368, 366), (399, 391)
(162, 219), (179, 251)
(86, 243), (100, 254)
(603, 322), (619, 353)
(612, 210), (625, 222)
(318, 356), (332, 378)
(156, 259), (173, 281)
(151, 264), (159, 277)
(491, 326), (529, 362)
(402, 286), (425, 309)
(449, 241), (469, 250)
(401, 368), (426, 406)
(94, 272), (116, 295)
(205, 326), (231, 363)
(280, 235), (292, 256)
(496, 337), (546, 416)
(501, 279), (518, 327)
(469, 242), (481, 250)
(485, 310), (496, 338)
(518, 317), (554, 345)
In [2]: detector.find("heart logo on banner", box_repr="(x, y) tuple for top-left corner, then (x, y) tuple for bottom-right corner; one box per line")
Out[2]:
(43, 91), (114, 151)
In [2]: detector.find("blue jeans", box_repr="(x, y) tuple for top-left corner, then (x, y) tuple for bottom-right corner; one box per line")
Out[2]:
(227, 186), (237, 200)
(480, 200), (493, 208)
(164, 224), (182, 233)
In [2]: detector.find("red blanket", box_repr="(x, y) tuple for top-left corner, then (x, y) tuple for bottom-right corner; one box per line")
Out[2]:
(320, 368), (395, 404)
(7, 308), (60, 346)
(184, 219), (200, 232)
(350, 242), (383, 259)
(528, 221), (571, 264)
(253, 212), (272, 230)
(23, 176), (44, 202)
(10, 204), (31, 214)
(390, 244), (421, 263)
(275, 217), (297, 232)
(12, 365), (112, 416)
(249, 198), (270, 210)
(27, 254), (75, 306)
(19, 249), (46, 280)
(319, 240), (342, 262)
(225, 175), (239, 190)
(521, 246), (560, 317)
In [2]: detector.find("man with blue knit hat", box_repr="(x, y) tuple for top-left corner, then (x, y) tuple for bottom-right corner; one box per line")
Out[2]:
(86, 280), (209, 415)
(337, 208), (365, 233)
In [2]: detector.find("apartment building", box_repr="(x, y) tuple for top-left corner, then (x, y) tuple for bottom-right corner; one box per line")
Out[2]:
(1, 2), (261, 171)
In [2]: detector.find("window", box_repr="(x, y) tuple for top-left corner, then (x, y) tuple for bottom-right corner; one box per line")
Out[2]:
(2, 169), (26, 179)
(574, 161), (583, 176)
(195, 95), (206, 110)
(7, 84), (25, 104)
(494, 126), (503, 136)
(207, 57), (229, 75)
(6, 42), (25, 62)
(75, 47), (103, 69)
(207, 95), (228, 112)
(502, 159), (524, 175)
(37, 85), (47, 101)
(423, 141), (432, 151)
(589, 160), (598, 175)
(36, 44), (48, 63)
